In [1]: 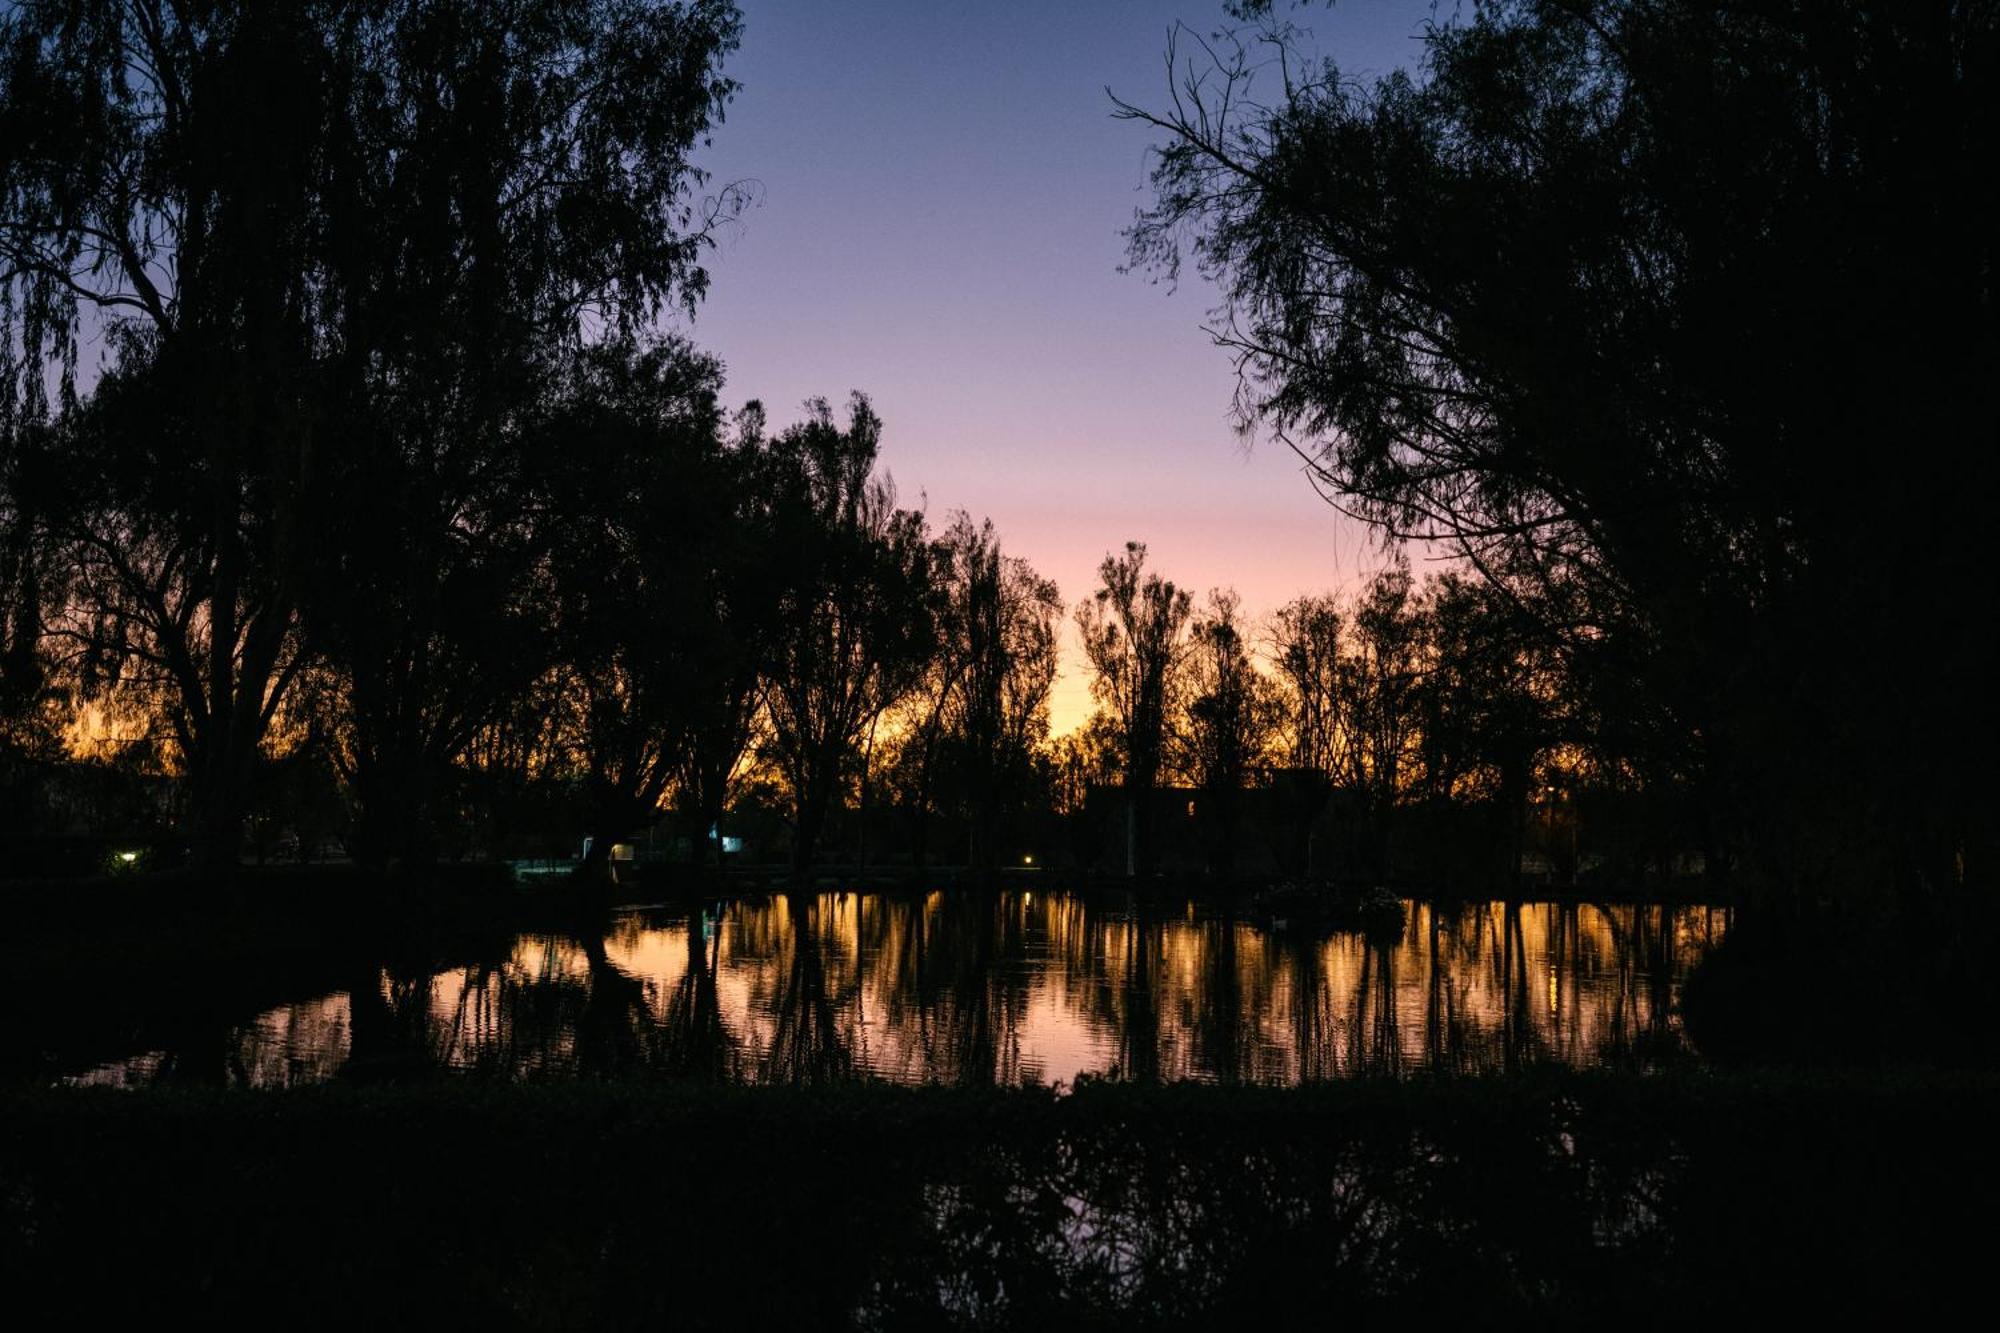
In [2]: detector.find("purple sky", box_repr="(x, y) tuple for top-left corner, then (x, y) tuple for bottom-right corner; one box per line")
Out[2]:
(679, 1), (1440, 729)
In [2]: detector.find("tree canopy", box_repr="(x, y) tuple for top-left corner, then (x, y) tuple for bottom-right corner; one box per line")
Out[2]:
(0, 0), (745, 864)
(1120, 0), (2000, 914)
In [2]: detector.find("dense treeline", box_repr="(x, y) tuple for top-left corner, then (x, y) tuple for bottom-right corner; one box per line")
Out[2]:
(7, 0), (1978, 918)
(0, 0), (756, 871)
(1059, 546), (1604, 884)
(0, 0), (1666, 886)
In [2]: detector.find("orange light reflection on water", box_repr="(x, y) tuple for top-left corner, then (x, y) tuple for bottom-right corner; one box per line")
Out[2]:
(69, 892), (1728, 1089)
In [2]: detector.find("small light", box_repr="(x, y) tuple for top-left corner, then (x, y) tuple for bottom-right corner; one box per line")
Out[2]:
(1023, 854), (1034, 866)
(117, 851), (139, 864)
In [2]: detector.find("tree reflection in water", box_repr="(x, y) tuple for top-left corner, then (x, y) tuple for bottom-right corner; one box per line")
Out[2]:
(763, 892), (853, 1083)
(71, 890), (1730, 1088)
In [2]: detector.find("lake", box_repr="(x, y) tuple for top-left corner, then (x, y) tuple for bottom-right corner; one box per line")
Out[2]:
(71, 889), (1728, 1087)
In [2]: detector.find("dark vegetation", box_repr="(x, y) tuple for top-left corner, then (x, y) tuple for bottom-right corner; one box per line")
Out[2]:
(0, 1), (1777, 902)
(2, 0), (1995, 1315)
(1118, 0), (1999, 1048)
(5, 1073), (1995, 1325)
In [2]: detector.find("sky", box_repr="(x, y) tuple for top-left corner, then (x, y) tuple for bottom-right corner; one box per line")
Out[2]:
(675, 1), (1442, 731)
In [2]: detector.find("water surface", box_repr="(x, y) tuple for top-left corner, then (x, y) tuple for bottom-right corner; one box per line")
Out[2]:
(75, 890), (1727, 1087)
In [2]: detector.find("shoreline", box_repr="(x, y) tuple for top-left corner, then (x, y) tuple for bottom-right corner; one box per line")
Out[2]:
(4, 1070), (1991, 1321)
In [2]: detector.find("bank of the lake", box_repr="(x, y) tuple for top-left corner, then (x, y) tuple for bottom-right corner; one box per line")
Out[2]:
(4, 1071), (1992, 1325)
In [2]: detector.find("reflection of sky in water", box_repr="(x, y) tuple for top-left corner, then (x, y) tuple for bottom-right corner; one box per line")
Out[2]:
(71, 893), (1729, 1089)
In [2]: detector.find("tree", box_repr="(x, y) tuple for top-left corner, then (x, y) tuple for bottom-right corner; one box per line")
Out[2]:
(0, 410), (76, 842)
(1267, 590), (1345, 875)
(1269, 592), (1344, 780)
(0, 0), (746, 867)
(933, 513), (1061, 875)
(533, 337), (734, 878)
(1119, 1), (2000, 923)
(1339, 563), (1426, 868)
(1409, 570), (1559, 884)
(675, 402), (785, 869)
(295, 0), (745, 866)
(1176, 588), (1276, 874)
(760, 395), (939, 880)
(3, 3), (337, 866)
(1076, 542), (1191, 875)
(1438, 576), (1564, 781)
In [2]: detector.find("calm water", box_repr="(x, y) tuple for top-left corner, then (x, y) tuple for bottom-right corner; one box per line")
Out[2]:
(74, 890), (1728, 1088)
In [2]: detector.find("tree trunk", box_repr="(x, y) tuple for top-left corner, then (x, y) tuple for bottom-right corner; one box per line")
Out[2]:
(348, 748), (439, 871)
(1124, 792), (1138, 878)
(791, 770), (833, 885)
(188, 738), (247, 877)
(967, 747), (999, 881)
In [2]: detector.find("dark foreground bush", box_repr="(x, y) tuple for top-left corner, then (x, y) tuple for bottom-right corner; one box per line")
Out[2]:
(3, 1072), (1993, 1327)
(1682, 906), (2000, 1066)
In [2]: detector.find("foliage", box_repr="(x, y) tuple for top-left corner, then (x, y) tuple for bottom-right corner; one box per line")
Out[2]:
(1076, 542), (1192, 873)
(759, 394), (941, 876)
(888, 513), (1063, 872)
(1174, 589), (1278, 871)
(0, 0), (747, 866)
(1118, 0), (2000, 913)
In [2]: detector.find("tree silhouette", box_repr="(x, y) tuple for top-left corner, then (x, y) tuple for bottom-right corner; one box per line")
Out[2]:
(0, 0), (743, 866)
(1077, 542), (1191, 875)
(1176, 588), (1276, 874)
(760, 395), (939, 880)
(1270, 592), (1344, 781)
(1119, 0), (2000, 921)
(532, 337), (733, 878)
(900, 514), (1062, 875)
(675, 402), (786, 869)
(307, 0), (744, 868)
(955, 521), (1061, 875)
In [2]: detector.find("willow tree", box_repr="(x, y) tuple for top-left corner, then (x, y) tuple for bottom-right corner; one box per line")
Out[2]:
(1119, 2), (2000, 931)
(306, 0), (744, 867)
(2, 4), (340, 865)
(532, 337), (733, 879)
(0, 0), (743, 868)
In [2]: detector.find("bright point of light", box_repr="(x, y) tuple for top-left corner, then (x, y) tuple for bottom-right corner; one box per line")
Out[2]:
(117, 851), (139, 864)
(1023, 854), (1034, 866)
